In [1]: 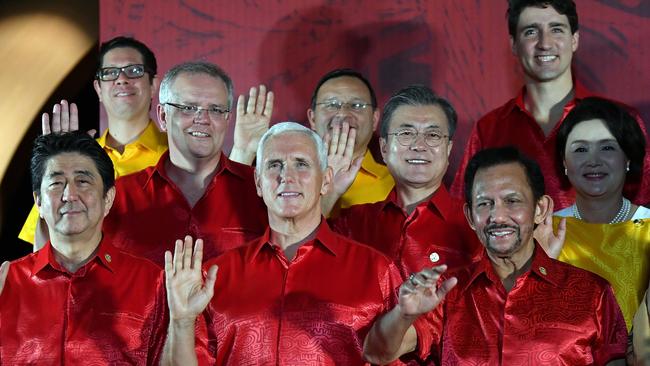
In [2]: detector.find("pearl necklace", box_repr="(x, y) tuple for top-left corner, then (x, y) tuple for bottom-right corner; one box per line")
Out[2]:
(572, 198), (631, 224)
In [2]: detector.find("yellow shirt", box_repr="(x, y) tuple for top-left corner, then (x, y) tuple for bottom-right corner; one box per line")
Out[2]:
(334, 149), (394, 212)
(18, 121), (168, 244)
(554, 216), (650, 330)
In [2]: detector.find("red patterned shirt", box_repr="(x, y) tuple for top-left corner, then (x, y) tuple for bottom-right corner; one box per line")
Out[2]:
(330, 186), (482, 280)
(197, 220), (400, 365)
(412, 245), (628, 365)
(0, 237), (167, 365)
(103, 152), (268, 267)
(450, 83), (650, 209)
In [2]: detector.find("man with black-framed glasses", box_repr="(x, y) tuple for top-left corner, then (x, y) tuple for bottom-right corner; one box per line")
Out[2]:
(19, 36), (169, 248)
(102, 61), (267, 267)
(329, 85), (482, 282)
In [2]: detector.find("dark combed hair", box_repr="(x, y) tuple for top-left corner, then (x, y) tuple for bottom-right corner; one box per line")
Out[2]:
(507, 0), (579, 38)
(555, 96), (646, 181)
(310, 68), (377, 110)
(464, 146), (545, 206)
(379, 85), (457, 139)
(97, 36), (158, 80)
(31, 132), (115, 196)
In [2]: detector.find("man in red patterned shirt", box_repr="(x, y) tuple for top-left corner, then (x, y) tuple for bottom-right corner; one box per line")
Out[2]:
(364, 147), (628, 365)
(0, 132), (167, 365)
(161, 122), (400, 365)
(330, 85), (482, 280)
(103, 61), (268, 267)
(450, 0), (650, 209)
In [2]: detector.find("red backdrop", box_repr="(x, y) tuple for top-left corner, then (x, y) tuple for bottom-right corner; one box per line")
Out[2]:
(101, 0), (650, 179)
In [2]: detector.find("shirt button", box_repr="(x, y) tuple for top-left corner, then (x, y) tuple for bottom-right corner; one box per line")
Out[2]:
(429, 252), (440, 263)
(539, 266), (547, 275)
(105, 254), (112, 263)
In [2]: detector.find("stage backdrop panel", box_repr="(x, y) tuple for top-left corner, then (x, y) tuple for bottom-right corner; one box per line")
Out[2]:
(100, 0), (649, 178)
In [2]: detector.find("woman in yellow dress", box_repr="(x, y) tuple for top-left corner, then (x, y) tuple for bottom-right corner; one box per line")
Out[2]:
(551, 97), (649, 363)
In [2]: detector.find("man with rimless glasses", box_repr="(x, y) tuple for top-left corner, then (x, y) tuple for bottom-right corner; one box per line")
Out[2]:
(102, 61), (268, 267)
(19, 36), (169, 248)
(329, 85), (482, 283)
(307, 69), (394, 215)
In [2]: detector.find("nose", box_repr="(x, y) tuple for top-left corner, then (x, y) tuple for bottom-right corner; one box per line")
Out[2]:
(279, 164), (297, 184)
(193, 108), (210, 124)
(536, 29), (552, 50)
(409, 132), (428, 151)
(488, 201), (509, 223)
(62, 183), (79, 202)
(114, 69), (130, 84)
(585, 150), (602, 167)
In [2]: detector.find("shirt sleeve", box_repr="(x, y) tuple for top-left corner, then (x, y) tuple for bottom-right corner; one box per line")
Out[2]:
(593, 284), (628, 365)
(410, 303), (444, 362)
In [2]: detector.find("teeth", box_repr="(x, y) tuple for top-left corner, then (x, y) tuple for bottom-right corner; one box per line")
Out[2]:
(189, 131), (209, 137)
(407, 159), (429, 164)
(489, 230), (513, 237)
(537, 55), (557, 62)
(115, 92), (133, 97)
(280, 192), (300, 197)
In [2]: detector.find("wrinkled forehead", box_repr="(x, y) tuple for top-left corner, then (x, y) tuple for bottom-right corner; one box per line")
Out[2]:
(262, 132), (318, 161)
(43, 152), (100, 180)
(317, 76), (372, 101)
(472, 162), (532, 199)
(170, 72), (228, 102)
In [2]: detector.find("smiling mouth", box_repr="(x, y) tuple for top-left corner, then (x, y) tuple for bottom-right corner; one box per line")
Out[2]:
(188, 131), (211, 137)
(583, 172), (607, 180)
(114, 91), (135, 97)
(536, 55), (557, 63)
(406, 159), (430, 164)
(485, 225), (517, 239)
(278, 192), (301, 198)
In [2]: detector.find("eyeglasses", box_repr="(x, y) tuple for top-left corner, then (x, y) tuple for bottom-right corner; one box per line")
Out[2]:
(315, 100), (372, 113)
(387, 128), (449, 148)
(96, 64), (149, 81)
(165, 102), (230, 120)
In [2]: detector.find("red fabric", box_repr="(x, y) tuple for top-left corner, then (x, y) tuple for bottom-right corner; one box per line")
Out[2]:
(198, 220), (400, 365)
(450, 83), (650, 209)
(103, 152), (268, 267)
(0, 237), (167, 365)
(412, 246), (628, 365)
(330, 186), (482, 279)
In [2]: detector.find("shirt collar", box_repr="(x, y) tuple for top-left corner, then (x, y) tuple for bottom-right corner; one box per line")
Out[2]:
(461, 243), (559, 293)
(97, 120), (165, 153)
(249, 219), (339, 262)
(380, 185), (454, 221)
(359, 149), (386, 178)
(508, 79), (593, 118)
(32, 234), (116, 276)
(144, 151), (235, 189)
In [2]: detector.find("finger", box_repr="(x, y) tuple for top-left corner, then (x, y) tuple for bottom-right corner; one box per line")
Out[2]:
(41, 113), (51, 135)
(203, 265), (219, 298)
(173, 239), (184, 273)
(246, 86), (258, 114)
(236, 94), (246, 119)
(323, 132), (331, 150)
(87, 129), (97, 138)
(349, 155), (363, 175)
(557, 217), (567, 241)
(60, 100), (70, 132)
(192, 238), (204, 270)
(164, 251), (173, 280)
(419, 265), (448, 281)
(182, 235), (194, 270)
(342, 127), (356, 163)
(51, 104), (62, 133)
(436, 277), (458, 299)
(411, 273), (435, 288)
(263, 90), (274, 117)
(337, 122), (350, 157)
(0, 261), (10, 292)
(255, 85), (266, 114)
(329, 123), (341, 154)
(69, 102), (79, 132)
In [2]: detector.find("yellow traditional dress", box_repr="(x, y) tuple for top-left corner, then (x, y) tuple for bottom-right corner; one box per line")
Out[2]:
(553, 212), (650, 330)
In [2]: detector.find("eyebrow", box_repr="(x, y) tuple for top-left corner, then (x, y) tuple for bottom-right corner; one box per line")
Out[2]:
(47, 170), (94, 178)
(398, 123), (442, 129)
(569, 138), (618, 144)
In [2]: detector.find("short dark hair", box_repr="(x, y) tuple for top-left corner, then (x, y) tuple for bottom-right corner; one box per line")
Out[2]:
(379, 85), (457, 139)
(507, 0), (579, 38)
(556, 97), (646, 182)
(31, 132), (115, 197)
(464, 147), (545, 206)
(97, 36), (158, 82)
(310, 68), (377, 110)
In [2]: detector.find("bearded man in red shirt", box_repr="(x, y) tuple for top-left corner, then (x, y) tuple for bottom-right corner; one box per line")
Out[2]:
(161, 122), (400, 365)
(364, 147), (628, 365)
(0, 132), (167, 365)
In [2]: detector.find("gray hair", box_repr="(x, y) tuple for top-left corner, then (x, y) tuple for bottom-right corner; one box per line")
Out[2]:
(159, 61), (234, 108)
(379, 85), (457, 139)
(256, 122), (328, 171)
